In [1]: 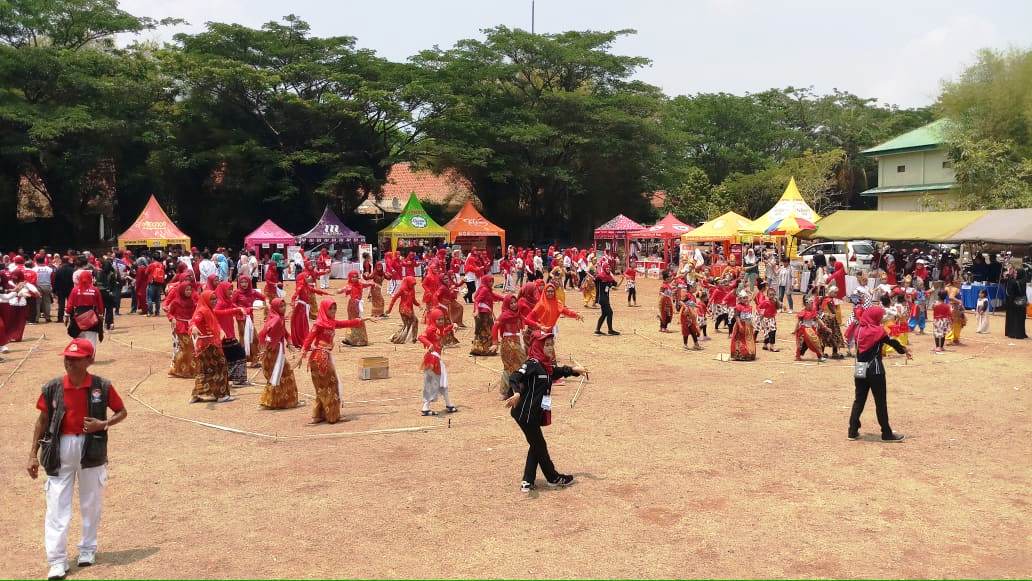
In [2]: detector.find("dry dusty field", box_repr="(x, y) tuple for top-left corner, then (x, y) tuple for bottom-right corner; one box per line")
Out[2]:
(2, 277), (1030, 579)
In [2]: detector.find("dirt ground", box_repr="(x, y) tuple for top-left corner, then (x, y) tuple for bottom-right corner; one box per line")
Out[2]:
(1, 277), (1029, 579)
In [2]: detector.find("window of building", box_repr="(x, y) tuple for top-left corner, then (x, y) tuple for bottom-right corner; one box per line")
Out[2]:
(896, 165), (906, 173)
(942, 160), (953, 169)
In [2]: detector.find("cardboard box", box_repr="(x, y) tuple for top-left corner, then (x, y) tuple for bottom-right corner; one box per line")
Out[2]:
(359, 356), (389, 380)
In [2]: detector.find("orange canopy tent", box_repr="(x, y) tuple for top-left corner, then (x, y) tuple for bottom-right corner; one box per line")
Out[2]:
(444, 200), (506, 251)
(117, 195), (190, 249)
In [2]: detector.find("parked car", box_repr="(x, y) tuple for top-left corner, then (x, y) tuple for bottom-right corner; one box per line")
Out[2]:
(796, 240), (875, 273)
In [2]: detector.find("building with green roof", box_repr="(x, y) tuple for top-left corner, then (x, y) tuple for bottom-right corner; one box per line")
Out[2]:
(860, 119), (958, 211)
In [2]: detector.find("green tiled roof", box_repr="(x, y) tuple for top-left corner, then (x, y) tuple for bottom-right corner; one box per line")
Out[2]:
(860, 182), (956, 197)
(862, 119), (951, 156)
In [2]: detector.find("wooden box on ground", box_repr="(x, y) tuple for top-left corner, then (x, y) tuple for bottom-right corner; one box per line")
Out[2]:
(359, 356), (389, 380)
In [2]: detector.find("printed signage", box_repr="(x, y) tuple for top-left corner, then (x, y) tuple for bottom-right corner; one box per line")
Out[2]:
(411, 216), (427, 228)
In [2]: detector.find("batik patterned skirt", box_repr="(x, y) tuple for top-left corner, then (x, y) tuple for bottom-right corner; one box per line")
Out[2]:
(470, 311), (496, 355)
(237, 316), (262, 365)
(345, 298), (368, 346)
(499, 333), (527, 396)
(391, 307), (419, 344)
(170, 332), (196, 378)
(448, 299), (465, 327)
(369, 284), (385, 317)
(222, 338), (248, 384)
(818, 313), (845, 349)
(796, 325), (823, 356)
(933, 317), (950, 339)
(756, 315), (777, 339)
(309, 349), (342, 423)
(193, 344), (229, 400)
(259, 340), (298, 409)
(729, 317), (757, 361)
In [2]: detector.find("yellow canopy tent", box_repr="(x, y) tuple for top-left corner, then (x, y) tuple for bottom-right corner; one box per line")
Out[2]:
(680, 211), (754, 242)
(741, 177), (821, 235)
(797, 210), (988, 242)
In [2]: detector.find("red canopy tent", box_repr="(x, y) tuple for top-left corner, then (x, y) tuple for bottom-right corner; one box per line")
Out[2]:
(443, 200), (506, 253)
(629, 212), (695, 267)
(243, 219), (295, 256)
(593, 214), (645, 263)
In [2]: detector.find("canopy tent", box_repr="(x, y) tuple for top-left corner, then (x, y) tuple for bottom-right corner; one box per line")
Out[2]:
(594, 214), (645, 262)
(743, 177), (821, 234)
(378, 194), (449, 251)
(680, 211), (754, 242)
(797, 210), (986, 242)
(243, 219), (295, 252)
(629, 213), (694, 265)
(117, 195), (190, 249)
(799, 209), (1032, 244)
(764, 212), (816, 236)
(444, 200), (506, 250)
(297, 206), (365, 245)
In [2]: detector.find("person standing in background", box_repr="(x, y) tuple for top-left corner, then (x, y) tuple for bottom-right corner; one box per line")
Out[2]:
(32, 254), (55, 323)
(53, 256), (75, 325)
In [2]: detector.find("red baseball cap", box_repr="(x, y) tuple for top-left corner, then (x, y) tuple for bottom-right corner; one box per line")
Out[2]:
(61, 338), (95, 359)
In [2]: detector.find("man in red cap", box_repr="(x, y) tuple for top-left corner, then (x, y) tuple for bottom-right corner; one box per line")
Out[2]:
(27, 338), (127, 580)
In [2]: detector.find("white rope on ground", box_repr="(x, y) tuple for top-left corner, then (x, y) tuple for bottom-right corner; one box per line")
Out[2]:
(107, 335), (170, 355)
(0, 333), (46, 390)
(469, 354), (502, 374)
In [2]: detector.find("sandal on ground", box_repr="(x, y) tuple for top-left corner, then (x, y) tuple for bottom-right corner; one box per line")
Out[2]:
(307, 418), (326, 425)
(445, 406), (459, 413)
(421, 410), (438, 416)
(768, 347), (780, 352)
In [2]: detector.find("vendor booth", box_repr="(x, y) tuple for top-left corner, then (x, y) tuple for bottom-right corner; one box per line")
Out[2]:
(679, 211), (754, 276)
(117, 195), (190, 250)
(444, 200), (506, 255)
(740, 177), (820, 258)
(378, 194), (449, 251)
(594, 214), (645, 266)
(297, 206), (365, 277)
(629, 212), (694, 272)
(243, 219), (294, 259)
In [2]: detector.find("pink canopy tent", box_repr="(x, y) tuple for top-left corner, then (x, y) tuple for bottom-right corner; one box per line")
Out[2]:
(630, 212), (695, 265)
(593, 214), (645, 262)
(244, 219), (295, 254)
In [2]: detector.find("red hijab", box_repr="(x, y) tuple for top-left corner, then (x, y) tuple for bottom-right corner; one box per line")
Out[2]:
(215, 281), (235, 309)
(313, 298), (339, 330)
(258, 298), (286, 342)
(169, 279), (197, 312)
(192, 290), (221, 341)
(527, 330), (555, 374)
(77, 269), (94, 289)
(205, 273), (219, 292)
(856, 306), (887, 353)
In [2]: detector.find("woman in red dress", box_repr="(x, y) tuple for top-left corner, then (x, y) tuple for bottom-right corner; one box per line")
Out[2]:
(300, 298), (365, 424)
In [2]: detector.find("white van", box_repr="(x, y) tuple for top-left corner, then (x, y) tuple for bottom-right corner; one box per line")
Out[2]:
(797, 240), (875, 273)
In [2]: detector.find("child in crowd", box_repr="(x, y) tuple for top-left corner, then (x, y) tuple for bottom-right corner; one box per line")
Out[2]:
(931, 290), (951, 353)
(975, 289), (990, 334)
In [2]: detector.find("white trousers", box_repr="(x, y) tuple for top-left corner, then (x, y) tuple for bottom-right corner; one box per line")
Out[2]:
(319, 274), (329, 289)
(44, 435), (107, 566)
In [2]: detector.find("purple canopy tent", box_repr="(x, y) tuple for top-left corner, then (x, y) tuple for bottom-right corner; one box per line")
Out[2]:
(297, 206), (366, 245)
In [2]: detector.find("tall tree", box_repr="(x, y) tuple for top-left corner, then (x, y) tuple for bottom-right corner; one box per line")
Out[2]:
(414, 26), (665, 243)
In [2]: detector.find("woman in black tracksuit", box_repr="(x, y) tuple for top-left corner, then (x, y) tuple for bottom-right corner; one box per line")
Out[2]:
(594, 268), (619, 335)
(505, 330), (587, 492)
(848, 305), (910, 442)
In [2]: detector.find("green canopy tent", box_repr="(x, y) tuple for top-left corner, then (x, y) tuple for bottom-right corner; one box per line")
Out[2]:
(378, 194), (450, 251)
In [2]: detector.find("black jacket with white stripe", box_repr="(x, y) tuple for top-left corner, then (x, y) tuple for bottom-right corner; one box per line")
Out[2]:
(508, 359), (578, 426)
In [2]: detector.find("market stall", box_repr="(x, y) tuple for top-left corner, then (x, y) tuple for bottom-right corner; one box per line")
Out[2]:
(594, 214), (645, 265)
(629, 212), (694, 271)
(444, 200), (505, 256)
(378, 194), (449, 252)
(679, 211), (754, 276)
(117, 195), (190, 250)
(741, 177), (820, 258)
(296, 206), (365, 277)
(243, 219), (294, 259)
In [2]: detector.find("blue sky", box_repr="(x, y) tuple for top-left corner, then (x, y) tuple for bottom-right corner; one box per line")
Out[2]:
(119, 0), (1031, 107)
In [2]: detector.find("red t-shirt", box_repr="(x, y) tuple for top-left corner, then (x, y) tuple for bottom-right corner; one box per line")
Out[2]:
(36, 374), (125, 435)
(147, 262), (166, 285)
(932, 302), (952, 320)
(623, 267), (637, 281)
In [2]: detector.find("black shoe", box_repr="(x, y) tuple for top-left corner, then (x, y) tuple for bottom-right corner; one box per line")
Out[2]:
(547, 474), (575, 487)
(882, 432), (905, 442)
(847, 432), (860, 441)
(607, 330), (620, 336)
(594, 330), (604, 336)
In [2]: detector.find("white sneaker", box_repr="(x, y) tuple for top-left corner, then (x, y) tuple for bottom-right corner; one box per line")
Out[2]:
(0, 345), (9, 353)
(47, 563), (67, 580)
(78, 550), (96, 566)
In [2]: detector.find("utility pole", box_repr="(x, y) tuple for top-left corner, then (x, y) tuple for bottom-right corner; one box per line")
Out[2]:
(531, 0), (535, 34)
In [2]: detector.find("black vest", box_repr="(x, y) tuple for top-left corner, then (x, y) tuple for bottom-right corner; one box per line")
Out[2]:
(39, 375), (111, 477)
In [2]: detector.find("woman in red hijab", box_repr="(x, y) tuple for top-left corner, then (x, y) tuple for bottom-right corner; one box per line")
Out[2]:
(289, 268), (328, 348)
(263, 259), (282, 302)
(386, 275), (421, 344)
(471, 274), (504, 356)
(300, 298), (365, 424)
(256, 298), (299, 409)
(189, 290), (235, 403)
(848, 305), (910, 441)
(64, 270), (104, 348)
(166, 280), (198, 378)
(793, 295), (827, 362)
(418, 307), (457, 416)
(492, 294), (526, 398)
(233, 275), (266, 367)
(338, 271), (372, 346)
(214, 281), (249, 385)
(442, 267), (465, 328)
(365, 262), (387, 318)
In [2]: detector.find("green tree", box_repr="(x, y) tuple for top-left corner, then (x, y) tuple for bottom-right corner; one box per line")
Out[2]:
(414, 26), (666, 243)
(938, 48), (1032, 209)
(710, 149), (846, 219)
(660, 166), (712, 224)
(0, 0), (178, 246)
